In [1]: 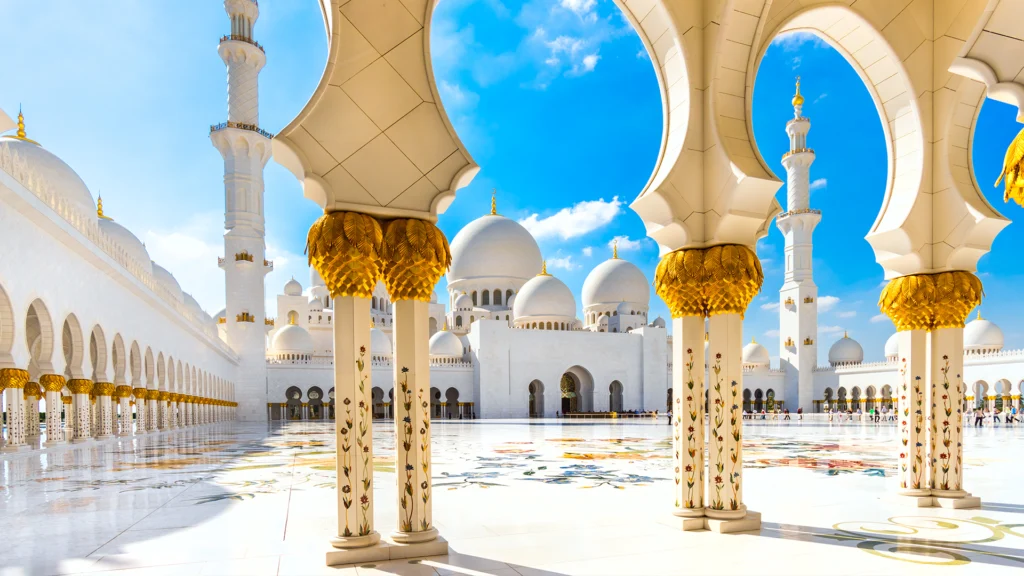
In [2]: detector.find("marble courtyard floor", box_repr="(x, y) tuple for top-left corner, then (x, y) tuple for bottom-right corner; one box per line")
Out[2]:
(2, 419), (1023, 575)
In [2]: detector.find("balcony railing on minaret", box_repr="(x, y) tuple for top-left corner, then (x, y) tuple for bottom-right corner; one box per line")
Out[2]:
(210, 121), (274, 139)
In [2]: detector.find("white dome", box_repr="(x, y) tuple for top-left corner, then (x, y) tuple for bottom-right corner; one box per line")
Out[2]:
(448, 214), (542, 283)
(1, 137), (96, 222)
(152, 262), (184, 302)
(965, 315), (1003, 352)
(454, 293), (473, 310)
(742, 340), (770, 365)
(513, 273), (576, 320)
(183, 293), (205, 318)
(429, 330), (464, 358)
(884, 333), (899, 359)
(272, 324), (313, 354)
(829, 333), (864, 366)
(582, 258), (650, 308)
(98, 218), (153, 274)
(284, 278), (302, 296)
(370, 328), (392, 357)
(651, 316), (666, 328)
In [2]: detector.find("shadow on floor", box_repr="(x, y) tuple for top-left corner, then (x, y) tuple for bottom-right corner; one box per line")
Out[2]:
(982, 502), (1024, 514)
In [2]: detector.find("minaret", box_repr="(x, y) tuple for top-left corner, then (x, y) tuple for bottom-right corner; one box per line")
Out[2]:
(776, 78), (821, 412)
(210, 0), (272, 422)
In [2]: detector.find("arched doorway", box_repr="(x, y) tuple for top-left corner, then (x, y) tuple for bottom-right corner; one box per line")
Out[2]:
(371, 387), (385, 419)
(328, 387), (335, 419)
(823, 387), (834, 412)
(285, 386), (302, 420)
(307, 386), (324, 419)
(560, 374), (578, 414)
(608, 381), (623, 412)
(973, 381), (989, 409)
(560, 366), (594, 413)
(528, 380), (544, 418)
(430, 387), (442, 419)
(742, 389), (752, 412)
(765, 389), (776, 412)
(444, 387), (459, 419)
(753, 389), (763, 412)
(880, 385), (893, 411)
(837, 388), (848, 412)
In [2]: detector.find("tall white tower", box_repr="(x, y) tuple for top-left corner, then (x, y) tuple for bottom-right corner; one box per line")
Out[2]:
(776, 78), (821, 411)
(211, 0), (272, 422)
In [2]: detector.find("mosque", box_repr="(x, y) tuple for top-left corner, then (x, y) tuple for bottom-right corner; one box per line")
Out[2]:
(2, 0), (1023, 459)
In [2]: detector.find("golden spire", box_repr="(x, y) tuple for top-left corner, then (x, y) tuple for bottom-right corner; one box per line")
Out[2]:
(12, 105), (38, 145)
(490, 189), (497, 215)
(96, 194), (113, 220)
(792, 76), (804, 107)
(539, 260), (549, 276)
(843, 330), (848, 339)
(612, 239), (618, 259)
(751, 336), (757, 344)
(977, 309), (982, 321)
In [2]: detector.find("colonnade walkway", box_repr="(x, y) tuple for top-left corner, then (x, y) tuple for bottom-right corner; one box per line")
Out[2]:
(2, 419), (1023, 575)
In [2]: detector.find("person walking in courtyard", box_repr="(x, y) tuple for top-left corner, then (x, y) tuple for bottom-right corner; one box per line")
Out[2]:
(1009, 405), (1017, 424)
(797, 407), (803, 421)
(974, 408), (984, 427)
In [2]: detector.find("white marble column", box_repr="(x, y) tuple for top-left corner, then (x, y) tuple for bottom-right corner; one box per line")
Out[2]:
(24, 382), (41, 438)
(67, 379), (93, 443)
(671, 315), (705, 517)
(329, 296), (379, 549)
(62, 396), (74, 440)
(930, 328), (968, 497)
(706, 313), (745, 519)
(897, 330), (929, 496)
(175, 396), (185, 428)
(159, 392), (171, 429)
(148, 391), (159, 432)
(116, 386), (132, 435)
(1, 369), (30, 452)
(133, 388), (148, 434)
(40, 374), (65, 445)
(93, 383), (115, 438)
(392, 299), (437, 542)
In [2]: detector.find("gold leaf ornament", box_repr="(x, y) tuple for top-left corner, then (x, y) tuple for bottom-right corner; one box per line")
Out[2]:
(996, 126), (1024, 206)
(306, 211), (384, 298)
(878, 271), (982, 331)
(381, 218), (452, 302)
(654, 244), (763, 318)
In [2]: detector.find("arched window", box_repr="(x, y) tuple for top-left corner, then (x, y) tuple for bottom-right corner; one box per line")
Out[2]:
(372, 296), (378, 309)
(472, 291), (478, 306)
(505, 315), (509, 321)
(546, 322), (552, 330)
(493, 289), (501, 306)
(482, 291), (490, 305)
(506, 289), (514, 303)
(456, 316), (463, 328)
(287, 310), (298, 325)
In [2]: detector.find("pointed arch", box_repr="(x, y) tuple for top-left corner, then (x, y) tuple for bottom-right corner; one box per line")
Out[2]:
(88, 324), (108, 382)
(0, 284), (14, 367)
(60, 313), (84, 379)
(25, 299), (54, 375)
(129, 341), (142, 386)
(111, 334), (127, 384)
(144, 347), (155, 389)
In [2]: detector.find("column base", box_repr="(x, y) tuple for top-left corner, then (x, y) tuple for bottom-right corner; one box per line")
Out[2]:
(325, 535), (447, 567)
(43, 440), (64, 447)
(680, 511), (761, 533)
(96, 434), (113, 440)
(330, 532), (381, 550)
(1, 444), (29, 453)
(673, 507), (705, 518)
(71, 437), (91, 444)
(892, 493), (982, 509)
(391, 527), (438, 544)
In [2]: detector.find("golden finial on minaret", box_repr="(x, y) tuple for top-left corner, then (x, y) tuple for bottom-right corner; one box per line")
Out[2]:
(792, 76), (804, 107)
(97, 194), (113, 220)
(751, 336), (757, 344)
(490, 188), (497, 215)
(977, 309), (982, 321)
(539, 260), (548, 276)
(843, 330), (849, 338)
(12, 105), (39, 145)
(612, 239), (619, 259)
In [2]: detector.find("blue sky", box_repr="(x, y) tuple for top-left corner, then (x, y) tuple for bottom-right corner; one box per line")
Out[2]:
(2, 0), (1021, 364)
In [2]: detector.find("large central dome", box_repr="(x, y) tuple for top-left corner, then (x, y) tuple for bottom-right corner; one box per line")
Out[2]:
(448, 214), (542, 283)
(582, 257), (650, 308)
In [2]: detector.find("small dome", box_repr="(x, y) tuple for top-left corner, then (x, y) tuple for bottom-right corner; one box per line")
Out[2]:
(309, 298), (323, 312)
(616, 302), (633, 315)
(507, 293), (517, 309)
(370, 328), (392, 357)
(742, 339), (770, 365)
(965, 314), (1003, 352)
(513, 273), (576, 321)
(651, 316), (666, 328)
(448, 214), (542, 283)
(829, 333), (864, 366)
(152, 262), (184, 302)
(884, 333), (898, 359)
(284, 277), (302, 296)
(454, 293), (473, 310)
(582, 257), (650, 309)
(272, 324), (313, 354)
(183, 293), (206, 318)
(1, 137), (97, 223)
(429, 330), (464, 358)
(98, 218), (153, 274)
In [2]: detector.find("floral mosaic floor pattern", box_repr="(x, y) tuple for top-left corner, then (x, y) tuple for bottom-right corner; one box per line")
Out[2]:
(1, 419), (1023, 575)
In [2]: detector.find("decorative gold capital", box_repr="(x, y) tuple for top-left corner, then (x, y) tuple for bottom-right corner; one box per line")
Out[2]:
(24, 381), (41, 397)
(654, 244), (763, 318)
(115, 385), (133, 399)
(0, 368), (29, 390)
(878, 271), (983, 331)
(307, 211), (384, 298)
(40, 374), (66, 392)
(93, 382), (116, 396)
(997, 126), (1024, 206)
(381, 218), (451, 301)
(62, 395), (72, 404)
(67, 379), (93, 395)
(159, 391), (171, 402)
(133, 387), (148, 400)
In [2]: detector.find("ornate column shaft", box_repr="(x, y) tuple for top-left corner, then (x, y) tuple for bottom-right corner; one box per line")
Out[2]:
(176, 395), (185, 428)
(307, 211), (384, 551)
(62, 395), (73, 438)
(68, 379), (93, 443)
(896, 330), (929, 495)
(116, 386), (132, 434)
(133, 388), (148, 433)
(94, 383), (115, 438)
(160, 392), (171, 429)
(706, 313), (745, 518)
(148, 391), (159, 431)
(930, 328), (965, 495)
(1, 369), (30, 451)
(671, 316), (704, 516)
(24, 382), (41, 438)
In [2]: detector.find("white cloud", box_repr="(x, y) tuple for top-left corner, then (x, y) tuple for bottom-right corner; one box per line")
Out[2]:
(571, 53), (600, 75)
(582, 246), (593, 257)
(761, 302), (780, 311)
(819, 325), (844, 335)
(608, 235), (643, 252)
(560, 0), (596, 18)
(837, 310), (856, 319)
(636, 48), (648, 59)
(764, 329), (780, 338)
(143, 212), (224, 314)
(871, 313), (890, 324)
(438, 80), (479, 111)
(818, 295), (840, 312)
(519, 196), (623, 241)
(546, 35), (585, 58)
(772, 31), (827, 52)
(809, 178), (827, 193)
(813, 93), (827, 104)
(547, 255), (578, 271)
